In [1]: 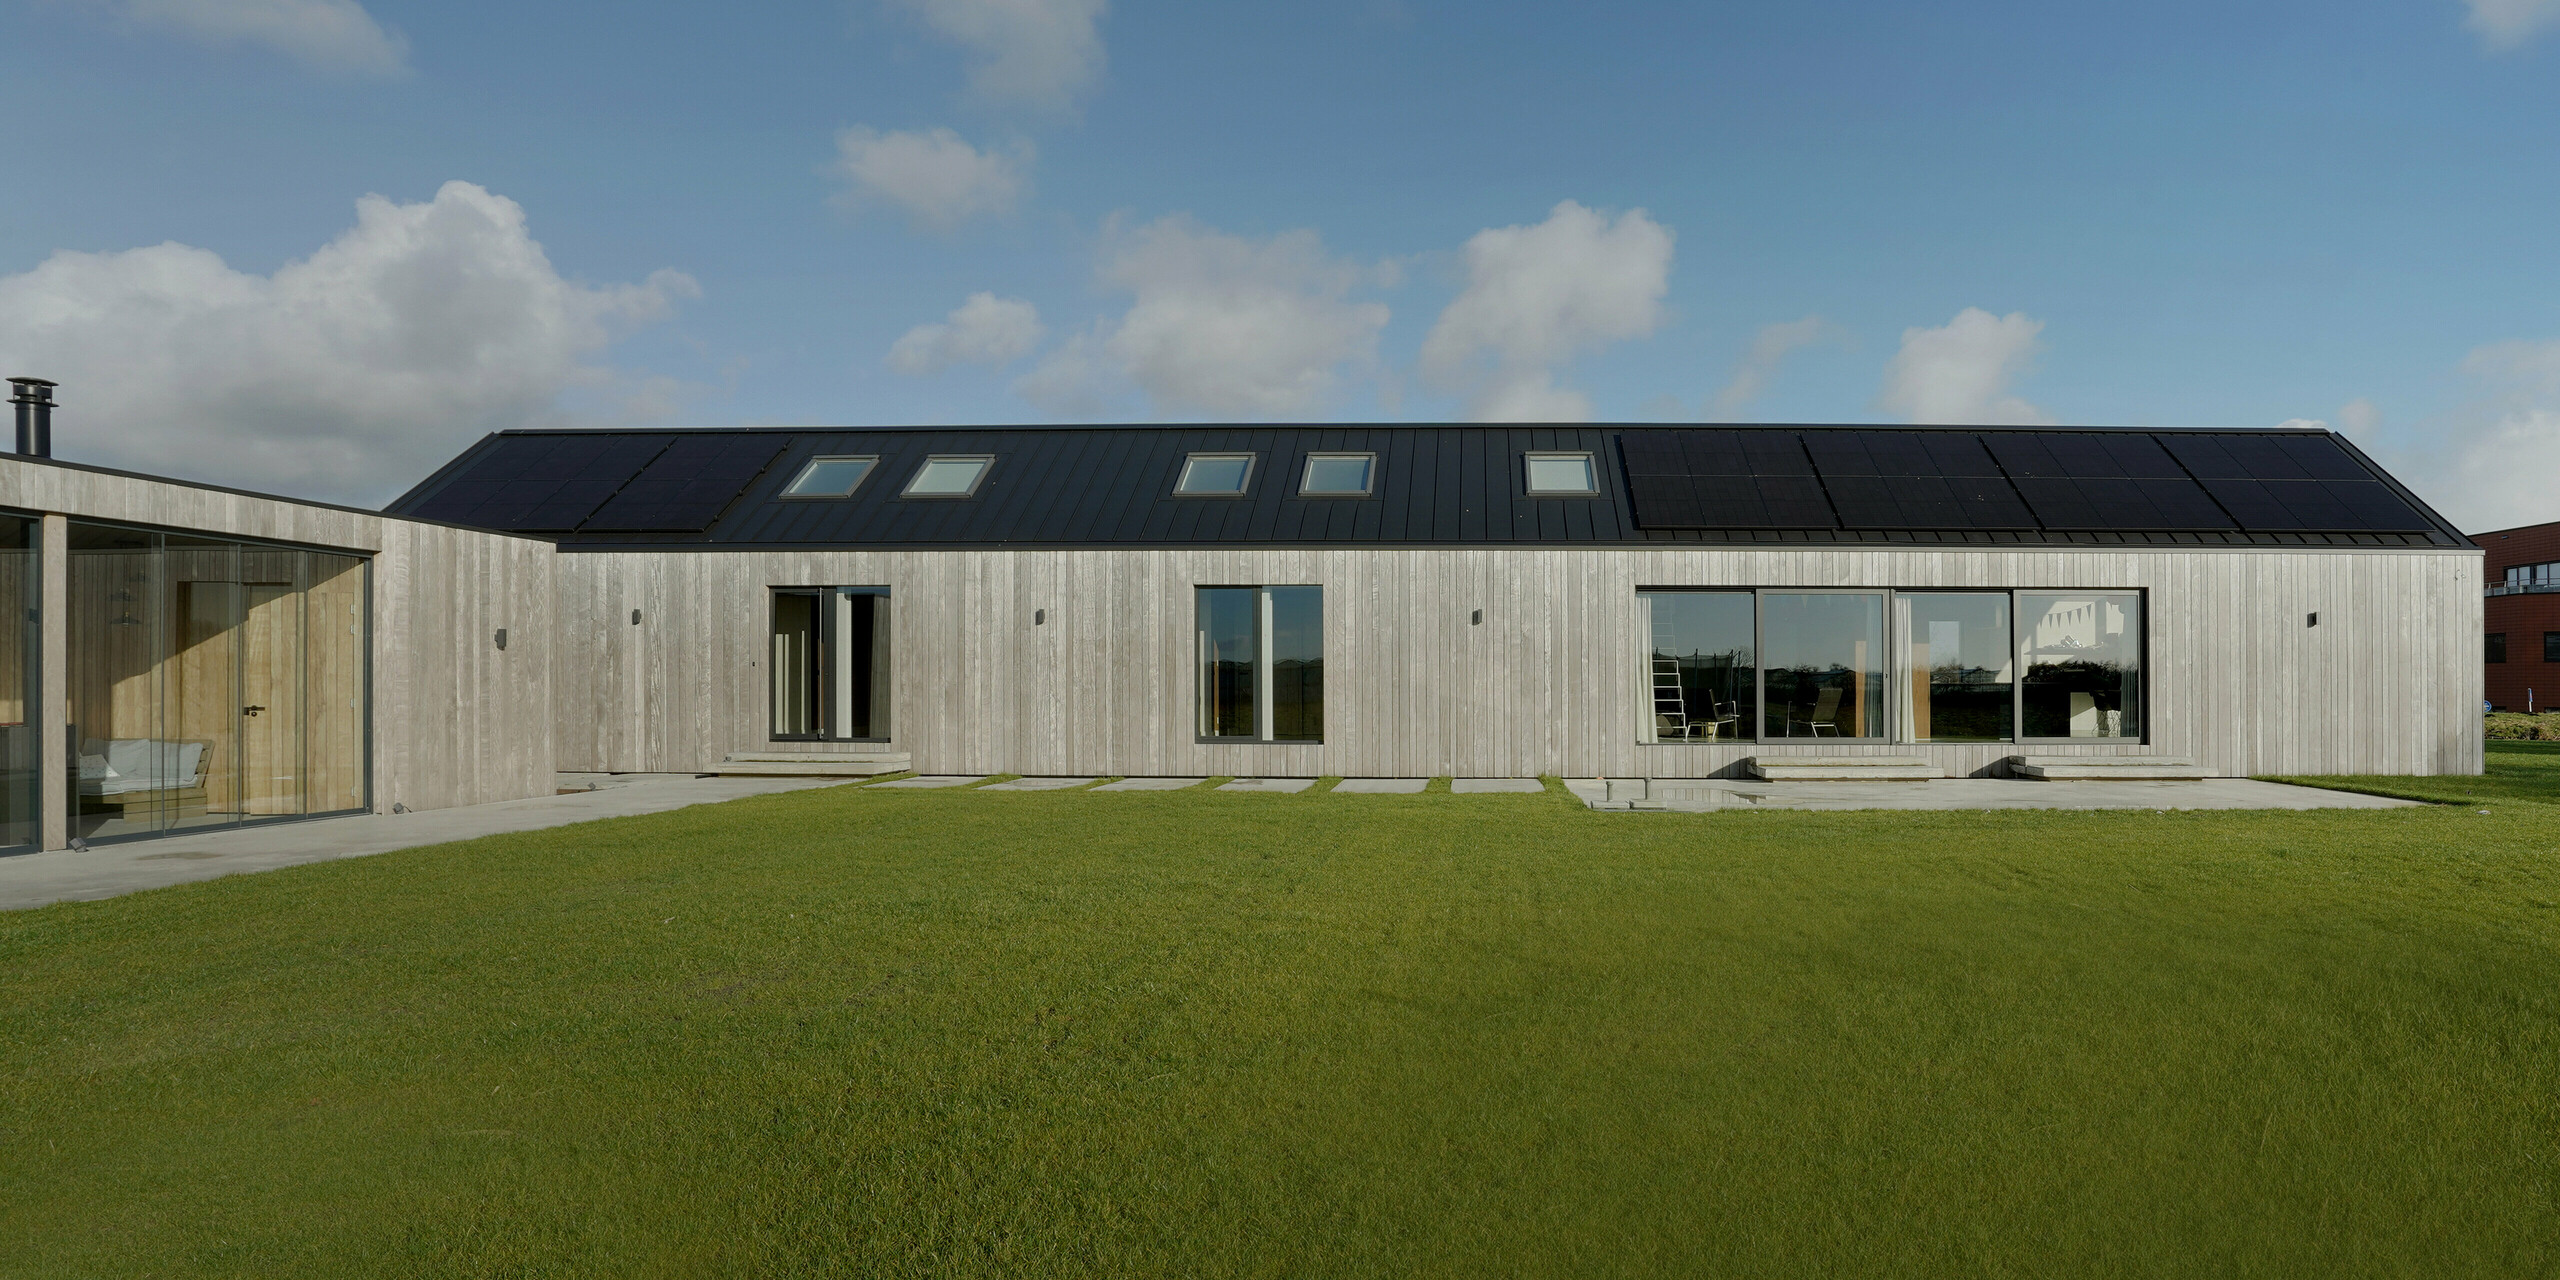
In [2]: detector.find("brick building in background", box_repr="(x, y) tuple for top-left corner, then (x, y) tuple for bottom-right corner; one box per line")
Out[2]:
(2477, 521), (2560, 710)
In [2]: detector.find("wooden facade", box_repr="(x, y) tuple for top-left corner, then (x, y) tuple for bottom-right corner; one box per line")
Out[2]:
(552, 543), (2483, 781)
(2, 455), (557, 850)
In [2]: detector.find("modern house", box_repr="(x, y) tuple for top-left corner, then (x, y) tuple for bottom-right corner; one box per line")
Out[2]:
(2473, 519), (2560, 712)
(0, 378), (2487, 855)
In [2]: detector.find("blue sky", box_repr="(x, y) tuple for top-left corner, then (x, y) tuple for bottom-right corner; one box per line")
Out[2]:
(3, 0), (2558, 527)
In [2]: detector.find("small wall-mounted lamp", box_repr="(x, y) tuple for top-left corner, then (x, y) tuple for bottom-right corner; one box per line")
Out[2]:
(1035, 608), (1046, 625)
(1471, 609), (1483, 626)
(2307, 611), (2320, 628)
(494, 628), (509, 650)
(632, 609), (643, 626)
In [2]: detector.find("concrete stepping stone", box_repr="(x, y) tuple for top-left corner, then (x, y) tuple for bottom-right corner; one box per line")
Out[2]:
(869, 775), (989, 789)
(982, 777), (1098, 791)
(1092, 777), (1207, 791)
(1332, 778), (1428, 793)
(1216, 777), (1315, 794)
(1451, 778), (1545, 794)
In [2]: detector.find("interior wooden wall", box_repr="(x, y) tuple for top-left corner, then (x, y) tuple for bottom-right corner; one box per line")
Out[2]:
(552, 544), (2483, 780)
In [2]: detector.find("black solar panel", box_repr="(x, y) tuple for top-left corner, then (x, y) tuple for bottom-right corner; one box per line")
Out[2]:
(405, 433), (674, 529)
(579, 437), (788, 532)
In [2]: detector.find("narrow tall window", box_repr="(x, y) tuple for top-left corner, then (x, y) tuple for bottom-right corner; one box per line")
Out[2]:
(2020, 593), (2143, 739)
(2544, 632), (2559, 663)
(1196, 586), (1323, 741)
(1897, 593), (2013, 742)
(2487, 632), (2508, 664)
(770, 587), (891, 740)
(1638, 591), (1755, 742)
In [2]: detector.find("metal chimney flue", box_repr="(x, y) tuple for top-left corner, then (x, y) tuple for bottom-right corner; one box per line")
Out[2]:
(8, 377), (55, 458)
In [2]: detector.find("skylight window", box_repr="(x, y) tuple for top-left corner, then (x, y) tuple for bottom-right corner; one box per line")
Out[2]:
(1524, 451), (1598, 495)
(1299, 452), (1375, 497)
(779, 455), (878, 499)
(1176, 453), (1256, 496)
(902, 455), (994, 498)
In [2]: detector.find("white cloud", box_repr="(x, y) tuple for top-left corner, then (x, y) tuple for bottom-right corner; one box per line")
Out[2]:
(1710, 315), (1832, 420)
(890, 0), (1106, 109)
(0, 180), (696, 505)
(1420, 201), (1674, 422)
(97, 0), (409, 76)
(2463, 0), (2560, 49)
(888, 292), (1044, 374)
(2377, 339), (2560, 530)
(832, 126), (1028, 232)
(1025, 214), (1387, 419)
(1875, 307), (2055, 426)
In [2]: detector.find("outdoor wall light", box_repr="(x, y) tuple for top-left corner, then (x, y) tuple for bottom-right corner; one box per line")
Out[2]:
(632, 609), (643, 625)
(495, 628), (508, 650)
(2307, 612), (2320, 628)
(1035, 608), (1046, 625)
(1471, 609), (1483, 626)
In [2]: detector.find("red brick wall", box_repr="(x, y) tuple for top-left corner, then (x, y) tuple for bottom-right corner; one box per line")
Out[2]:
(2474, 522), (2560, 710)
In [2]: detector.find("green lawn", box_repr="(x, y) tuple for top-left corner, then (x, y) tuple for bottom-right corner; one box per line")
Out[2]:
(2275, 737), (2560, 806)
(5, 766), (2559, 1278)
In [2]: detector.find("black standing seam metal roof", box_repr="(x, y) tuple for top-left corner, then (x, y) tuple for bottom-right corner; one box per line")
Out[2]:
(382, 424), (2468, 550)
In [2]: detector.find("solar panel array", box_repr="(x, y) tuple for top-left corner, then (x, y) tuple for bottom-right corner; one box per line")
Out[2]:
(403, 433), (675, 531)
(1619, 429), (2434, 534)
(580, 436), (789, 532)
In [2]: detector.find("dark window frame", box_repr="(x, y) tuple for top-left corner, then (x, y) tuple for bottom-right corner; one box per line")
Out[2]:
(2488, 632), (2509, 664)
(898, 454), (996, 500)
(1297, 452), (1377, 498)
(1522, 451), (1601, 497)
(1173, 452), (1258, 498)
(777, 455), (880, 500)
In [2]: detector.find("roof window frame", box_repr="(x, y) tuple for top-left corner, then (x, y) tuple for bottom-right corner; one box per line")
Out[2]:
(1298, 451), (1378, 498)
(1522, 450), (1600, 497)
(1174, 451), (1259, 498)
(899, 454), (996, 500)
(777, 454), (881, 500)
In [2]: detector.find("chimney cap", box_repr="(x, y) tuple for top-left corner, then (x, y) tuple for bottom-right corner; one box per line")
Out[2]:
(7, 377), (56, 400)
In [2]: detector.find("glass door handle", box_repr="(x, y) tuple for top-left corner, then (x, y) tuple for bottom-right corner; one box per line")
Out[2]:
(243, 705), (266, 717)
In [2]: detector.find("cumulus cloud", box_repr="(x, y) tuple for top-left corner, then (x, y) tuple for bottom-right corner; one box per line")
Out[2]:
(0, 180), (696, 505)
(1875, 307), (2055, 426)
(95, 0), (409, 76)
(2463, 0), (2560, 49)
(1016, 214), (1388, 418)
(1710, 315), (1833, 420)
(1419, 201), (1674, 422)
(888, 292), (1044, 374)
(832, 126), (1028, 232)
(2377, 339), (2560, 530)
(890, 0), (1106, 109)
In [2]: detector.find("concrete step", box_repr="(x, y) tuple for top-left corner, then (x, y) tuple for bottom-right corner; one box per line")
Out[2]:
(1746, 755), (1939, 781)
(2008, 755), (2208, 781)
(711, 750), (913, 778)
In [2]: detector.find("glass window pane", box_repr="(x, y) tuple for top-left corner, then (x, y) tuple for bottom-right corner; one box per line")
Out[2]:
(1640, 591), (1756, 742)
(1197, 588), (1258, 738)
(783, 456), (876, 497)
(0, 516), (35, 849)
(1898, 593), (2013, 743)
(770, 592), (820, 737)
(905, 456), (991, 496)
(2020, 592), (2144, 739)
(1526, 454), (1596, 493)
(1301, 454), (1374, 495)
(1268, 586), (1323, 741)
(2486, 632), (2507, 664)
(1762, 593), (1886, 739)
(1177, 454), (1255, 495)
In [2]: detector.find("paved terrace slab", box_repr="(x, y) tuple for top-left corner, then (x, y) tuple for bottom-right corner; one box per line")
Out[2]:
(0, 776), (856, 912)
(1564, 778), (2424, 811)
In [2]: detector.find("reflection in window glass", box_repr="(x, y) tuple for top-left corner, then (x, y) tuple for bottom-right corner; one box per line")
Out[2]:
(1176, 453), (1255, 495)
(1196, 586), (1323, 741)
(782, 456), (876, 498)
(0, 516), (35, 850)
(1762, 593), (1885, 739)
(1897, 593), (2013, 742)
(1639, 591), (1755, 742)
(2487, 632), (2508, 664)
(904, 456), (992, 496)
(1300, 454), (1374, 495)
(769, 588), (891, 741)
(2020, 592), (2142, 739)
(1526, 453), (1597, 494)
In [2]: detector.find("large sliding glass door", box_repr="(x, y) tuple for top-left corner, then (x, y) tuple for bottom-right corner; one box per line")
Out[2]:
(67, 523), (370, 843)
(0, 515), (37, 851)
(1195, 586), (1324, 743)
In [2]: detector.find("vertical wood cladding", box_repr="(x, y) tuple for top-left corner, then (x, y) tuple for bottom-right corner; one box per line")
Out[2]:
(554, 546), (2481, 780)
